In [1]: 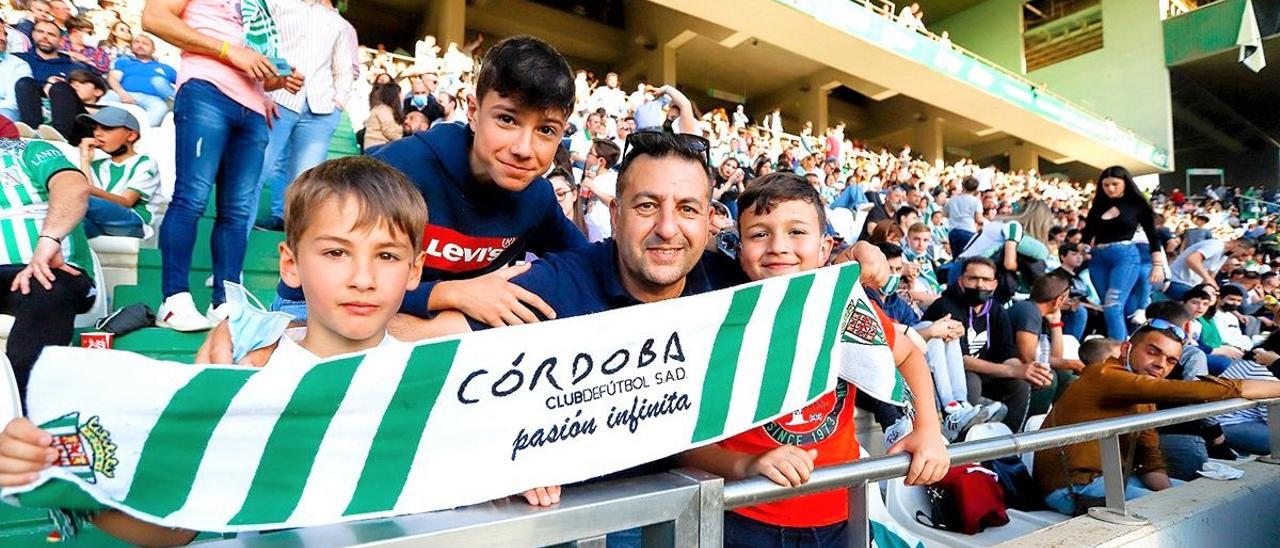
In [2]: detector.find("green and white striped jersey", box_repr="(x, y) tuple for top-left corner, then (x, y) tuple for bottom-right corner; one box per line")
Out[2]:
(0, 139), (94, 280)
(89, 153), (160, 225)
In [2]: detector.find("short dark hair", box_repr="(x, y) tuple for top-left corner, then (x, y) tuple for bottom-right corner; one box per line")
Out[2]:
(66, 16), (93, 32)
(616, 132), (712, 200)
(1079, 338), (1118, 366)
(590, 139), (621, 169)
(876, 242), (903, 260)
(474, 36), (574, 116)
(1181, 288), (1211, 302)
(894, 206), (918, 224)
(961, 256), (997, 276)
(962, 176), (980, 192)
(736, 172), (826, 230)
(1219, 284), (1245, 298)
(1030, 271), (1071, 302)
(68, 69), (106, 92)
(1234, 237), (1258, 251)
(1145, 300), (1193, 326)
(1058, 242), (1083, 258)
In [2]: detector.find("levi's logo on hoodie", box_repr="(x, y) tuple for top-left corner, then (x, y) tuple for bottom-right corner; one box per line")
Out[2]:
(421, 224), (517, 272)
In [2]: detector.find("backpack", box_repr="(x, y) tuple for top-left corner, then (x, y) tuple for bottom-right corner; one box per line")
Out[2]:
(982, 456), (1046, 511)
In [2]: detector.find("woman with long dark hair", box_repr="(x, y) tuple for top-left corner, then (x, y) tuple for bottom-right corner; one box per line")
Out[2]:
(1081, 166), (1166, 339)
(363, 83), (405, 151)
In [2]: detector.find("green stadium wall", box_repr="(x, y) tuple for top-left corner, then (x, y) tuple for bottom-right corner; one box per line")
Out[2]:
(933, 0), (1027, 74)
(1026, 0), (1174, 165)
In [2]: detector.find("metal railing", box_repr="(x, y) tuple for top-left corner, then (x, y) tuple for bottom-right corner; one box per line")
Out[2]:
(208, 398), (1280, 547)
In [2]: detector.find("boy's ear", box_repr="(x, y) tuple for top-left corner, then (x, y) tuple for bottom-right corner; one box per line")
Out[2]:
(819, 235), (835, 265)
(279, 242), (302, 289)
(127, 129), (139, 143)
(404, 250), (427, 292)
(465, 93), (479, 127)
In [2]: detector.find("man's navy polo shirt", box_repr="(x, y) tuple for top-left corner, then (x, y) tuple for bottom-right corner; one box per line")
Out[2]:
(464, 239), (715, 330)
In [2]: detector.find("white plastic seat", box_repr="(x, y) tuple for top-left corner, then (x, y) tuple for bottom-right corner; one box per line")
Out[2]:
(884, 476), (1054, 546)
(965, 422), (1013, 442)
(1022, 414), (1048, 471)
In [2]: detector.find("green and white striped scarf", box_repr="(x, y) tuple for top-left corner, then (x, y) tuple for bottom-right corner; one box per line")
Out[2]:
(4, 263), (901, 533)
(240, 0), (279, 58)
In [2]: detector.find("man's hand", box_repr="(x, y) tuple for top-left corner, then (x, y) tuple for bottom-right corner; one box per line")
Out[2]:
(1212, 346), (1245, 360)
(1149, 266), (1165, 285)
(1253, 349), (1279, 367)
(194, 320), (276, 366)
(519, 486), (560, 507)
(265, 72), (305, 93)
(1057, 359), (1086, 373)
(10, 237), (79, 294)
(1008, 360), (1053, 388)
(887, 427), (949, 486)
(745, 446), (817, 488)
(226, 45), (276, 80)
(0, 419), (56, 487)
(920, 314), (963, 342)
(1043, 307), (1063, 324)
(434, 264), (556, 327)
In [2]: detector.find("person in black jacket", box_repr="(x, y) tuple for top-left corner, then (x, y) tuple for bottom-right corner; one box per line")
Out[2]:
(923, 256), (1052, 431)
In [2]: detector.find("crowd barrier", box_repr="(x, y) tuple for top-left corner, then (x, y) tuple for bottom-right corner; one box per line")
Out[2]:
(201, 398), (1280, 547)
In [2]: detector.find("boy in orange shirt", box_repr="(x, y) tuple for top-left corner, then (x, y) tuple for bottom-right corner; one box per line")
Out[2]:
(678, 172), (949, 547)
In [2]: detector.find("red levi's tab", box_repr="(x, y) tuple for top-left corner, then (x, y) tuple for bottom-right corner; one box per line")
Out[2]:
(421, 224), (519, 273)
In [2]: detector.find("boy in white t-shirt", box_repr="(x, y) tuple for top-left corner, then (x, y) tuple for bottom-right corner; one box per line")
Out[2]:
(0, 157), (438, 544)
(76, 107), (161, 239)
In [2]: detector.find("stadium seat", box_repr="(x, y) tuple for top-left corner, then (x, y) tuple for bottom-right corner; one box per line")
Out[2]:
(965, 422), (1013, 442)
(91, 236), (142, 297)
(884, 475), (1050, 546)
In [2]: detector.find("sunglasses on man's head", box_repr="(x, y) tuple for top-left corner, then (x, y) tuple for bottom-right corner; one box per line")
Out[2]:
(622, 130), (712, 168)
(1141, 318), (1187, 343)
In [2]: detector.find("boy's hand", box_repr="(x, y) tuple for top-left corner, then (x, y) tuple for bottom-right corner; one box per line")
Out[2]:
(0, 418), (56, 487)
(833, 241), (888, 287)
(887, 427), (949, 486)
(436, 264), (556, 327)
(745, 446), (817, 488)
(519, 485), (560, 506)
(194, 320), (276, 367)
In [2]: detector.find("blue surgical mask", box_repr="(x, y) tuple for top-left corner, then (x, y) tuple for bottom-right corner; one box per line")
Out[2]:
(881, 273), (901, 295)
(411, 94), (428, 108)
(224, 282), (293, 363)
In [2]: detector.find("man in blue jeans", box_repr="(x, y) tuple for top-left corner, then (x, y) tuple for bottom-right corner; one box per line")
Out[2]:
(143, 0), (302, 332)
(250, 0), (355, 232)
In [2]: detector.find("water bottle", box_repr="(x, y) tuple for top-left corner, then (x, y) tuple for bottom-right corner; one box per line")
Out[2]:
(1036, 335), (1052, 371)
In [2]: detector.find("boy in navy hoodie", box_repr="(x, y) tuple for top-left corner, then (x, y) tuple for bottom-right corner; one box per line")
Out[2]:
(272, 35), (587, 327)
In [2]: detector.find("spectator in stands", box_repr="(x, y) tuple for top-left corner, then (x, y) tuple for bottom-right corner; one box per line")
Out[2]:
(546, 167), (586, 236)
(1054, 242), (1101, 341)
(0, 30), (32, 122)
(13, 0), (53, 42)
(47, 0), (71, 33)
(14, 20), (94, 137)
(951, 200), (1054, 302)
(1215, 331), (1280, 456)
(402, 73), (442, 123)
(1080, 166), (1166, 339)
(1034, 319), (1280, 515)
(945, 176), (983, 256)
(679, 173), (947, 546)
(581, 138), (621, 242)
(251, 0), (354, 233)
(107, 34), (176, 127)
(144, 0), (303, 331)
(1010, 271), (1084, 415)
(1168, 236), (1257, 298)
(902, 222), (941, 306)
(923, 256), (1050, 432)
(0, 130), (97, 397)
(362, 82), (404, 151)
(1148, 299), (1237, 481)
(76, 106), (159, 239)
(569, 109), (603, 162)
(62, 17), (111, 74)
(99, 21), (134, 61)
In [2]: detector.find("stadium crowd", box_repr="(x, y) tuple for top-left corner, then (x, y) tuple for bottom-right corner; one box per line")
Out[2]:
(0, 0), (1277, 545)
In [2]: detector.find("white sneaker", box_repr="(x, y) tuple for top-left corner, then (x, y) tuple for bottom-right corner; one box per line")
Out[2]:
(156, 293), (214, 332)
(206, 302), (237, 324)
(980, 400), (1008, 424)
(883, 416), (914, 448)
(942, 401), (986, 442)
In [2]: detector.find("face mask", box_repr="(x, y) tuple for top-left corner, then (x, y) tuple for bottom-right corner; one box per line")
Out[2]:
(104, 143), (128, 157)
(962, 286), (993, 306)
(411, 95), (428, 108)
(1219, 302), (1240, 312)
(224, 282), (294, 363)
(881, 273), (901, 295)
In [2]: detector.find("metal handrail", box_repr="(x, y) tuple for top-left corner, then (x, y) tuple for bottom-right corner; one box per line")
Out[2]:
(725, 396), (1275, 508)
(212, 397), (1280, 547)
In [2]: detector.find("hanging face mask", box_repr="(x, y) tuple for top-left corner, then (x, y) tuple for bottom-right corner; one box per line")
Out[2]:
(104, 143), (129, 157)
(962, 286), (993, 306)
(1219, 302), (1240, 312)
(882, 273), (901, 295)
(224, 282), (294, 363)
